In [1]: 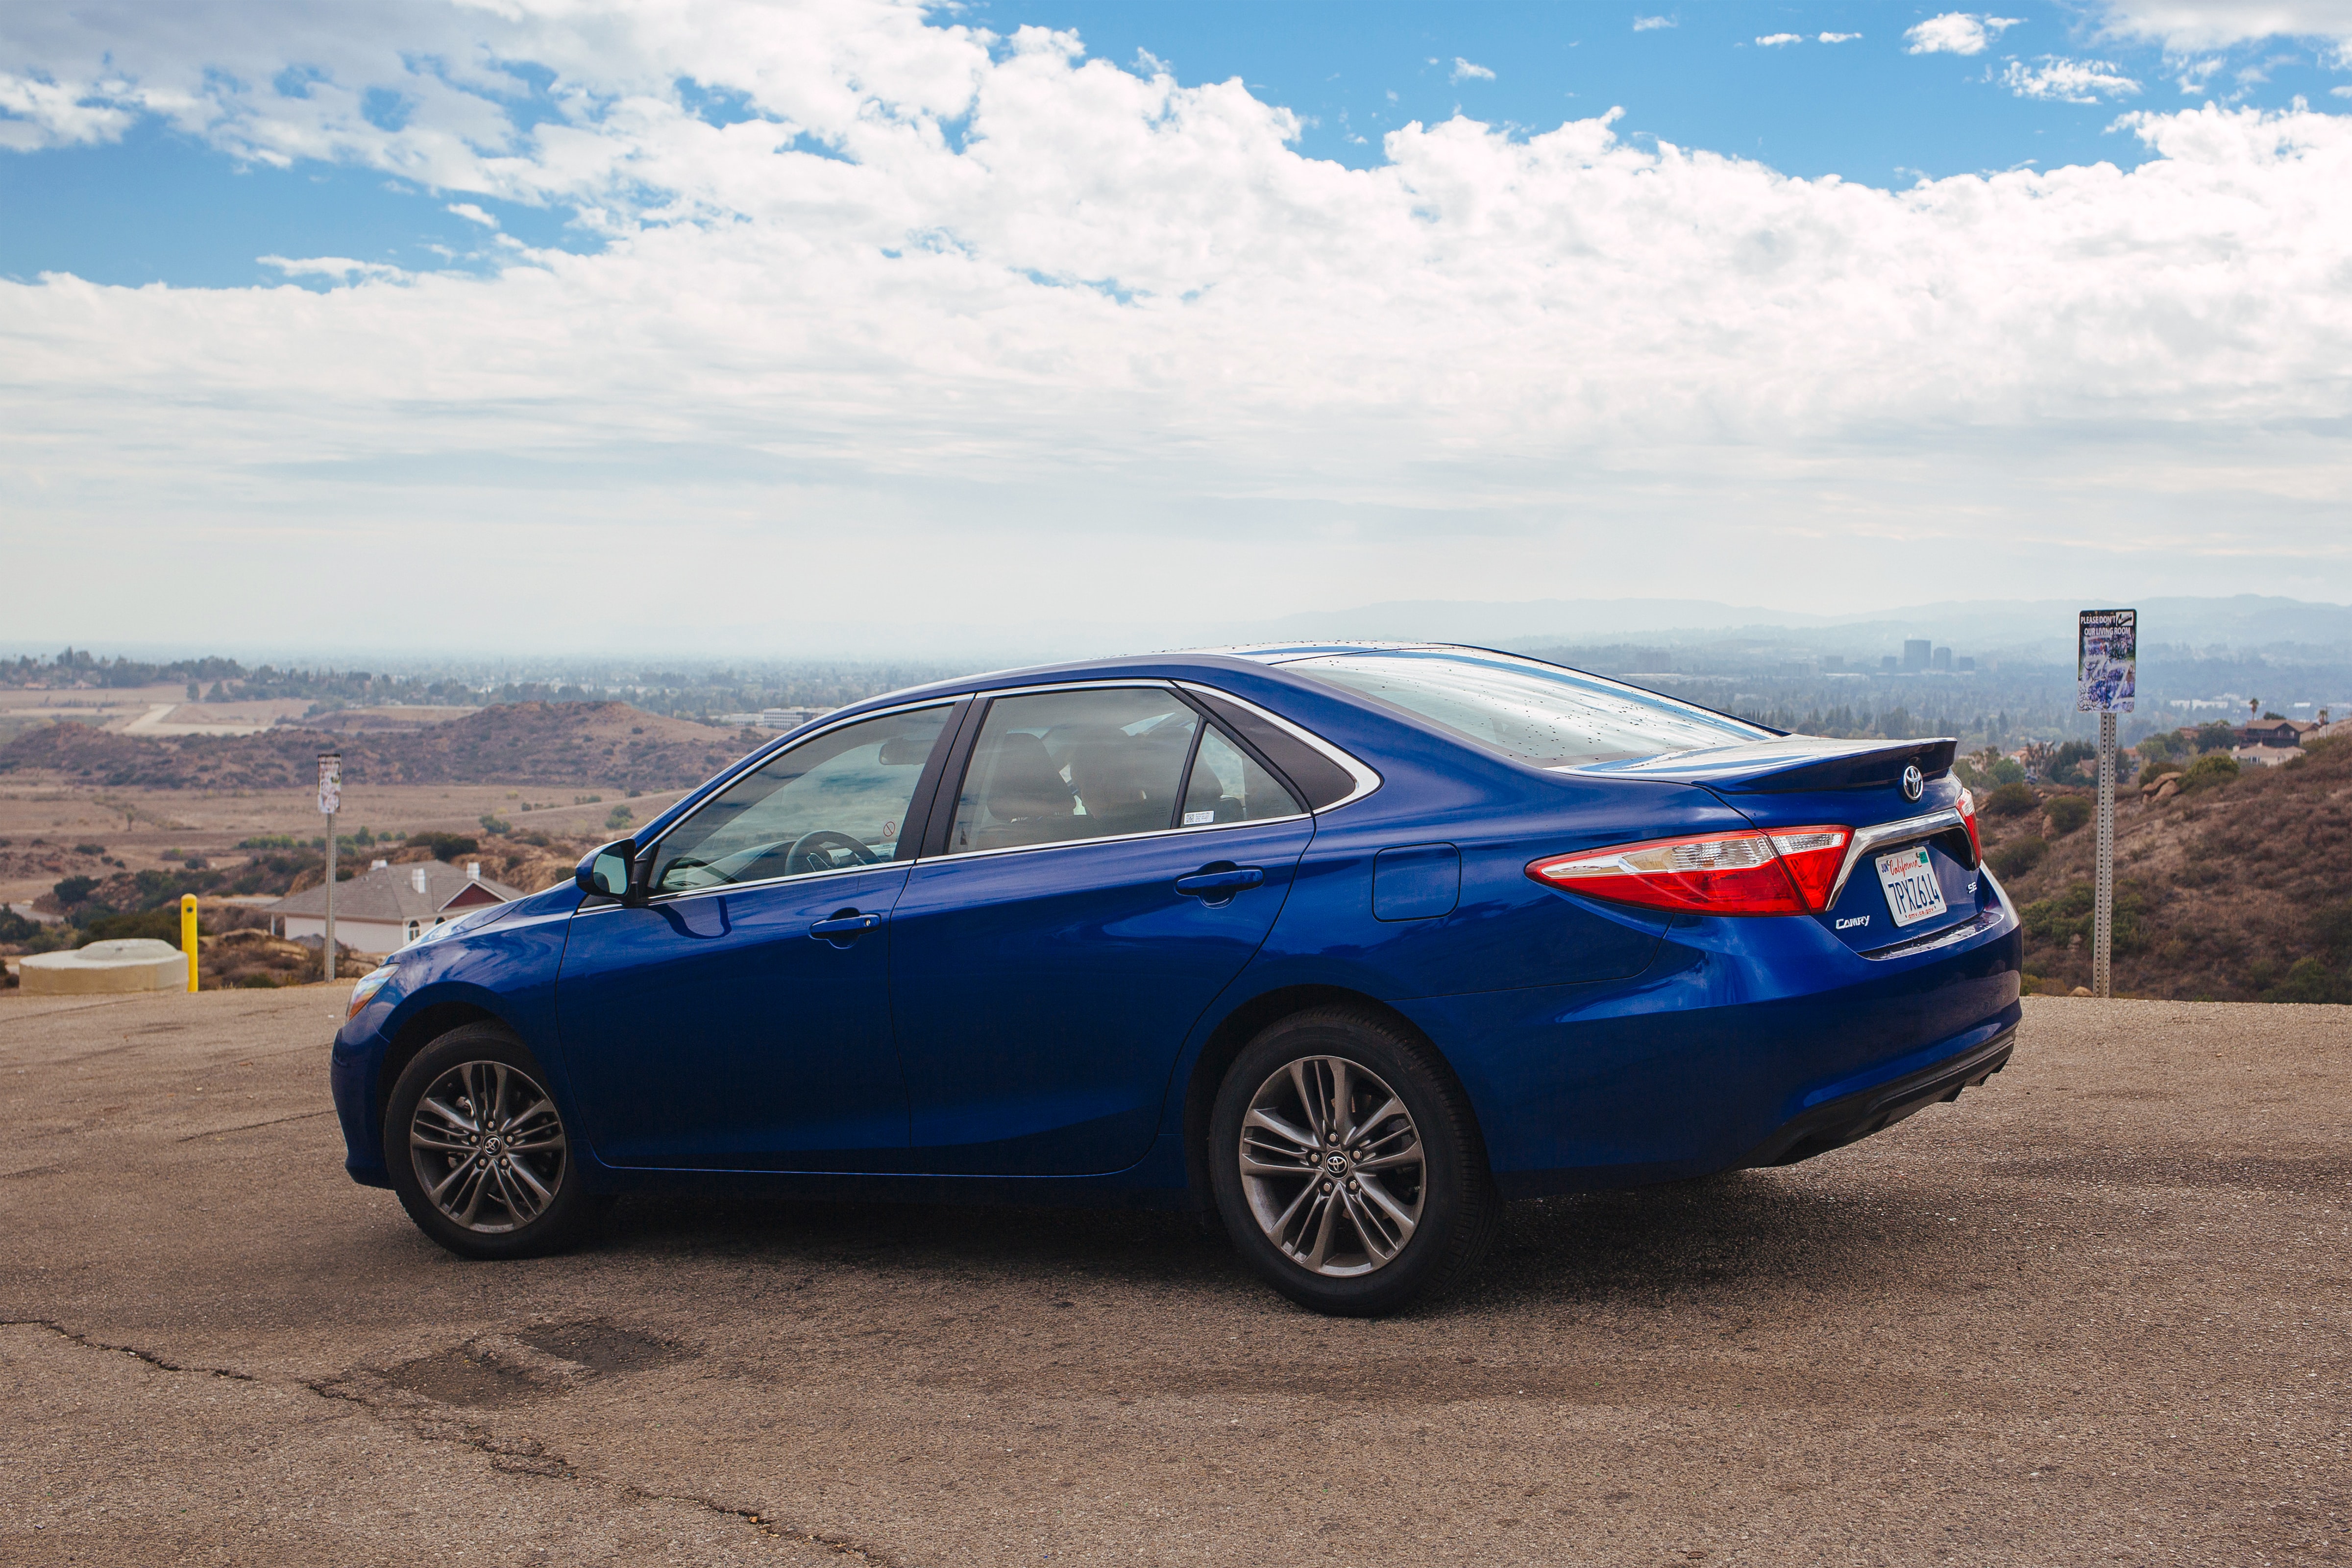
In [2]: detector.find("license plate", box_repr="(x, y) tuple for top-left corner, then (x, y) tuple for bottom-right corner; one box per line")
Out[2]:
(1874, 845), (1948, 929)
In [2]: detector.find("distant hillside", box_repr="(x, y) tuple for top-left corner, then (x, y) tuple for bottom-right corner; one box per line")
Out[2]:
(0, 702), (753, 792)
(1984, 737), (2352, 1002)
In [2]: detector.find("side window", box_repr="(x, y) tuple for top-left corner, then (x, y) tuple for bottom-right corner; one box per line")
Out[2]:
(1180, 727), (1303, 825)
(950, 688), (1198, 854)
(650, 705), (949, 893)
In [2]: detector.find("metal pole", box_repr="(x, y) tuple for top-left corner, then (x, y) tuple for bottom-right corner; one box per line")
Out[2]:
(180, 893), (198, 994)
(2093, 710), (2116, 998)
(323, 811), (337, 984)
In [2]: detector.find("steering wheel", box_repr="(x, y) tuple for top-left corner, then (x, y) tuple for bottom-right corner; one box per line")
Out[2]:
(784, 829), (880, 875)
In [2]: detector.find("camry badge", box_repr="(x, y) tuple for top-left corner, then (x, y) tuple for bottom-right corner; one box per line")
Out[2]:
(1901, 764), (1925, 802)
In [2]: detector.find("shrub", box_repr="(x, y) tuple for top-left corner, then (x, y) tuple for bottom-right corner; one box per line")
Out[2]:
(2262, 956), (2352, 1005)
(52, 875), (98, 906)
(0, 904), (41, 942)
(2021, 881), (2152, 956)
(1989, 758), (2025, 785)
(73, 841), (106, 856)
(2044, 796), (2092, 837)
(479, 814), (513, 836)
(1984, 782), (2038, 818)
(1988, 837), (2047, 879)
(238, 835), (298, 850)
(80, 907), (196, 948)
(2179, 753), (2240, 793)
(406, 832), (479, 861)
(605, 806), (635, 830)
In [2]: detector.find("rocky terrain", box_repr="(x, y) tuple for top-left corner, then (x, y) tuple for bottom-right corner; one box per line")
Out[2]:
(1978, 735), (2352, 1001)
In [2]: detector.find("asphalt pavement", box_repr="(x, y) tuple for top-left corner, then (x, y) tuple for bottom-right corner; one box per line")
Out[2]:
(1, 988), (2345, 1567)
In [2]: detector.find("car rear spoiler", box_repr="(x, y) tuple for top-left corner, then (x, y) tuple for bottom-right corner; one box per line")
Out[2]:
(1568, 735), (1960, 794)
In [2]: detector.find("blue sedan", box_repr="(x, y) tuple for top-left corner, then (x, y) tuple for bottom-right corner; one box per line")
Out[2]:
(331, 644), (2020, 1314)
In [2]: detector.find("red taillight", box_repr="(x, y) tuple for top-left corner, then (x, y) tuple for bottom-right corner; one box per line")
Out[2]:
(1957, 786), (1982, 862)
(1528, 825), (1852, 916)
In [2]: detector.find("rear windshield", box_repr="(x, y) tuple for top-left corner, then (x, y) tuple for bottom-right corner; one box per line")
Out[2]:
(1285, 649), (1770, 767)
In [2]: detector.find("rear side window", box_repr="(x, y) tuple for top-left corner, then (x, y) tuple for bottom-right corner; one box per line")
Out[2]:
(950, 688), (1199, 853)
(1286, 649), (1767, 768)
(1180, 728), (1302, 825)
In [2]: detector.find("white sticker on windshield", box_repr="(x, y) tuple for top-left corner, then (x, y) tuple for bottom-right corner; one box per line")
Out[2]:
(1183, 809), (1216, 826)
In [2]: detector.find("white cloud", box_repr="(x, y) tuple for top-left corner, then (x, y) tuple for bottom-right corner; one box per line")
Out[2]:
(1756, 34), (1804, 48)
(258, 255), (408, 281)
(1450, 58), (1495, 82)
(2174, 56), (2225, 94)
(2098, 2), (2352, 50)
(2003, 56), (2144, 101)
(1818, 32), (1862, 44)
(1905, 14), (2023, 54)
(2336, 83), (2352, 94)
(2, 2), (2352, 646)
(1633, 16), (1677, 31)
(445, 202), (499, 228)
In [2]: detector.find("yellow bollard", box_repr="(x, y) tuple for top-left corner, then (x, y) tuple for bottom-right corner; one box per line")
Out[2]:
(180, 893), (199, 993)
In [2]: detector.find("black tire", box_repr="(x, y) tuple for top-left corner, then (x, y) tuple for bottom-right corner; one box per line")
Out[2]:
(1208, 1007), (1499, 1316)
(384, 1022), (607, 1260)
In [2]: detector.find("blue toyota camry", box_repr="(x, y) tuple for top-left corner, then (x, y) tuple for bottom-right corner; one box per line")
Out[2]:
(331, 644), (2021, 1314)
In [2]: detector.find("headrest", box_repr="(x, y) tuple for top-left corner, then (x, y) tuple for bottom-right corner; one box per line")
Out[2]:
(982, 732), (1072, 820)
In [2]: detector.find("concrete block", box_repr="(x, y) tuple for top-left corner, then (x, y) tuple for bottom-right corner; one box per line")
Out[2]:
(19, 939), (189, 996)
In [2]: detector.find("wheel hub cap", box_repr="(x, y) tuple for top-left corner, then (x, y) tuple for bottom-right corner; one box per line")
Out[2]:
(1238, 1055), (1425, 1278)
(409, 1060), (567, 1235)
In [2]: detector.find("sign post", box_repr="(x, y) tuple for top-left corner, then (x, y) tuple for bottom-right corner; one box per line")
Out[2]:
(318, 752), (343, 984)
(2076, 609), (2136, 999)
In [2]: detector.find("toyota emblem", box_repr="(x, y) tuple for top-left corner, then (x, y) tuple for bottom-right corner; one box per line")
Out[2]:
(1901, 763), (1925, 802)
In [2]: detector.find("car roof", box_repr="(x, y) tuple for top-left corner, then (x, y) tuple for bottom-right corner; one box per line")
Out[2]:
(856, 642), (1473, 709)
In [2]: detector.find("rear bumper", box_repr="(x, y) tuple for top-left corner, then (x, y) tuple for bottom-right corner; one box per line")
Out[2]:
(1737, 1020), (2014, 1169)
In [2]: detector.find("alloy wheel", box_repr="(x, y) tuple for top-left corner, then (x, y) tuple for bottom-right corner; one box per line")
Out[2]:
(1237, 1055), (1425, 1276)
(407, 1059), (569, 1234)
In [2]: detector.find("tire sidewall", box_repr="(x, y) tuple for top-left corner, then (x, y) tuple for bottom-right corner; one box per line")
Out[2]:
(1208, 1009), (1487, 1315)
(383, 1023), (593, 1260)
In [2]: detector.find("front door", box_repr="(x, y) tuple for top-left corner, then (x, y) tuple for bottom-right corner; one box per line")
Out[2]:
(556, 703), (953, 1170)
(887, 688), (1313, 1175)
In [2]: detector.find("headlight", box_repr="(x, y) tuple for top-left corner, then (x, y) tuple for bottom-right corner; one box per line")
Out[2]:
(346, 966), (397, 1022)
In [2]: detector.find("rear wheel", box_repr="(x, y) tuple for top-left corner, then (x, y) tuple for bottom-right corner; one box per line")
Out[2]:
(384, 1023), (606, 1259)
(1208, 1008), (1498, 1315)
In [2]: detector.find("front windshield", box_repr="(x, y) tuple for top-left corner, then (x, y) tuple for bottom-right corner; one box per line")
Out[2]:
(1285, 649), (1768, 767)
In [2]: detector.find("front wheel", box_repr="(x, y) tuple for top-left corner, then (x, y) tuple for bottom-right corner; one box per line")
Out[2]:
(1208, 1008), (1499, 1316)
(384, 1023), (606, 1260)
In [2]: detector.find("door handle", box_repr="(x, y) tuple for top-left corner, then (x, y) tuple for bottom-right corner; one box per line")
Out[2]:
(808, 911), (884, 942)
(1175, 866), (1265, 900)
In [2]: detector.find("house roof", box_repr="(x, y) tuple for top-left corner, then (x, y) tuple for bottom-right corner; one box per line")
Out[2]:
(270, 859), (521, 922)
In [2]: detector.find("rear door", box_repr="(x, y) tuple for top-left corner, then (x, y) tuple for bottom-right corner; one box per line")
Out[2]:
(885, 685), (1313, 1175)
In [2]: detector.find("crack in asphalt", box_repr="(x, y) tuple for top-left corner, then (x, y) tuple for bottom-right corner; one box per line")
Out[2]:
(0, 1319), (892, 1563)
(6, 1318), (260, 1380)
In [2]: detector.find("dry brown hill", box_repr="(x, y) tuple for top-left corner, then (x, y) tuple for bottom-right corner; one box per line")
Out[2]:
(0, 703), (755, 792)
(1981, 735), (2352, 1002)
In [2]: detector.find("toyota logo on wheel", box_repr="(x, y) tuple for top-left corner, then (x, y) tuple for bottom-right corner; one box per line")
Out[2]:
(1901, 763), (1925, 802)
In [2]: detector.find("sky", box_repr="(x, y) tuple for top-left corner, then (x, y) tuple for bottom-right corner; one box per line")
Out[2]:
(2, 1), (2351, 658)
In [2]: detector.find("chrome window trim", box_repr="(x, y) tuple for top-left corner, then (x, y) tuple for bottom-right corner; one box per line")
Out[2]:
(1172, 681), (1383, 813)
(574, 857), (914, 914)
(1826, 806), (1973, 908)
(927, 678), (1311, 864)
(630, 695), (958, 894)
(920, 810), (1312, 868)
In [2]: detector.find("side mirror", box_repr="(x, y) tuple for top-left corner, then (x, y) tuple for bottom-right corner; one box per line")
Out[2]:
(576, 839), (643, 903)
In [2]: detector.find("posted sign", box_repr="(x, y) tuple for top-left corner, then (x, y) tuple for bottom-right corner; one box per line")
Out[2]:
(2077, 609), (2137, 713)
(317, 752), (343, 816)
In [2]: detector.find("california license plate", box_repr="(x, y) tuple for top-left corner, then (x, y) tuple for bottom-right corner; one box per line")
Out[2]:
(1874, 845), (1948, 928)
